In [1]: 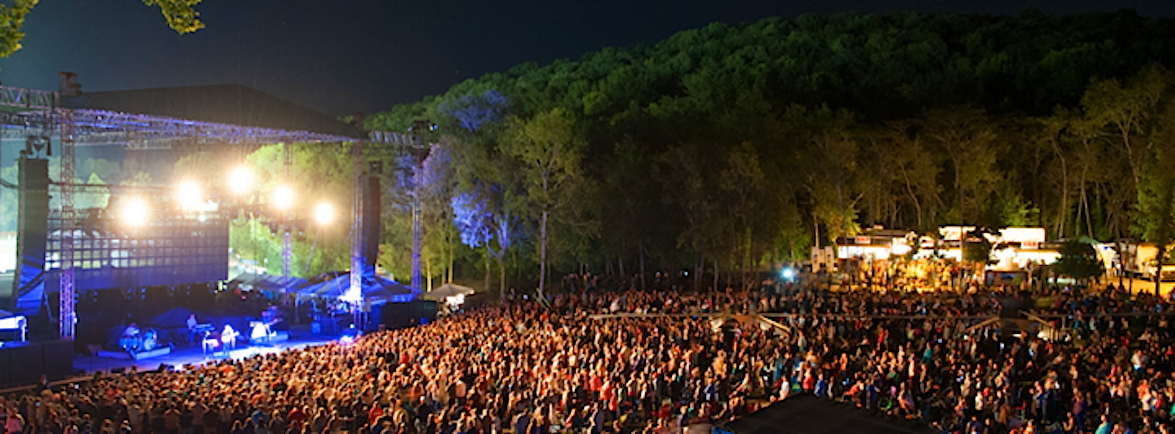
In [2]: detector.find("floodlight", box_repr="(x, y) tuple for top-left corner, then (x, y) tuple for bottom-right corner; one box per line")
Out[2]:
(314, 202), (335, 225)
(272, 185), (294, 210)
(782, 268), (795, 279)
(122, 198), (150, 227)
(228, 166), (253, 195)
(176, 180), (203, 209)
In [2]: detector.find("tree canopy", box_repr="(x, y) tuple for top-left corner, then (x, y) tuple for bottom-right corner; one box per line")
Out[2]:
(0, 0), (206, 60)
(352, 10), (1175, 292)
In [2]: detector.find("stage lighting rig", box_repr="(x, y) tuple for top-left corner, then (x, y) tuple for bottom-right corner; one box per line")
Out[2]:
(121, 197), (151, 227)
(228, 166), (253, 195)
(314, 202), (335, 225)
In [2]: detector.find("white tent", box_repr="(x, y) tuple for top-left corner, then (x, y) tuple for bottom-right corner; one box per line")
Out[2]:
(423, 283), (475, 301)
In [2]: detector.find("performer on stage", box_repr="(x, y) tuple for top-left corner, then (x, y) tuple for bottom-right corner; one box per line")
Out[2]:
(124, 322), (140, 338)
(187, 314), (199, 343)
(120, 322), (141, 352)
(220, 324), (238, 355)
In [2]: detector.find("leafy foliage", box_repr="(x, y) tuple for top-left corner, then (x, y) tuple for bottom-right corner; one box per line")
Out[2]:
(962, 228), (997, 265)
(364, 11), (1175, 290)
(141, 0), (206, 34)
(0, 0), (36, 58)
(0, 0), (205, 62)
(1053, 237), (1105, 281)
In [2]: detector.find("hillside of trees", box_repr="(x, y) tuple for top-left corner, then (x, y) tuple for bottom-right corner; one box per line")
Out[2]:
(251, 11), (1175, 292)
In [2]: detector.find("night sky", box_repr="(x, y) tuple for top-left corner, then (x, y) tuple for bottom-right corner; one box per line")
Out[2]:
(1, 0), (1173, 117)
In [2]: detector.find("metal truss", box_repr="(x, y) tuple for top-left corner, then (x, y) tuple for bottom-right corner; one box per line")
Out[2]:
(0, 85), (434, 335)
(58, 108), (75, 340)
(0, 86), (56, 111)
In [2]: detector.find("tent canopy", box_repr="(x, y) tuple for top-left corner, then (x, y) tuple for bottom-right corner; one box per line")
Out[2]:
(228, 272), (307, 293)
(295, 271), (414, 303)
(423, 283), (474, 300)
(723, 394), (934, 434)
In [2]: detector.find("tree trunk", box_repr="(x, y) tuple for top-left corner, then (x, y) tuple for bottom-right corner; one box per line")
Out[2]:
(742, 227), (752, 290)
(484, 252), (491, 295)
(539, 210), (549, 302)
(427, 258), (433, 292)
(695, 254), (703, 292)
(639, 241), (646, 290)
(813, 218), (820, 250)
(1156, 245), (1164, 297)
(713, 258), (719, 291)
(499, 254), (507, 299)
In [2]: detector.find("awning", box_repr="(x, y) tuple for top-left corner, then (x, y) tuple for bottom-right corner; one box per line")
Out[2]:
(295, 271), (415, 304)
(227, 272), (307, 293)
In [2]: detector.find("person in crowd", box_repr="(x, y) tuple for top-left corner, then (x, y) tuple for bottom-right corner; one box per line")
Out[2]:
(2, 264), (1174, 434)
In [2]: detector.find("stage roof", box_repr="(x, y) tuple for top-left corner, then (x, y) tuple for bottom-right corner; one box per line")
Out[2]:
(62, 84), (363, 139)
(723, 394), (934, 434)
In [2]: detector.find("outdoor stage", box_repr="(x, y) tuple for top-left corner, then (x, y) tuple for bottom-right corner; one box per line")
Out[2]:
(73, 334), (341, 375)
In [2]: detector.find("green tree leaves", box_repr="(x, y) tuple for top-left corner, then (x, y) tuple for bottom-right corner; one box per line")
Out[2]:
(1, 0), (206, 62)
(0, 0), (36, 58)
(141, 0), (206, 34)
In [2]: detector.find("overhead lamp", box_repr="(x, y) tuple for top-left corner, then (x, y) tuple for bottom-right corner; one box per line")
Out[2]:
(228, 166), (253, 195)
(272, 185), (294, 210)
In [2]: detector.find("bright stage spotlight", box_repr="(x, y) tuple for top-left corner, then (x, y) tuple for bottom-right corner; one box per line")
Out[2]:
(228, 166), (253, 195)
(122, 198), (150, 227)
(314, 202), (334, 225)
(272, 185), (294, 210)
(175, 180), (203, 209)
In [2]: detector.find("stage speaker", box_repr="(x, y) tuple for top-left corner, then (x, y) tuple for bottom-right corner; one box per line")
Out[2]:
(0, 344), (10, 385)
(10, 156), (49, 312)
(376, 301), (437, 330)
(360, 174), (381, 270)
(41, 340), (73, 380)
(8, 344), (42, 384)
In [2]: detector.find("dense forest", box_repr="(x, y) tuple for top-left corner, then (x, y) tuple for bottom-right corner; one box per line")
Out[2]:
(163, 11), (1175, 293)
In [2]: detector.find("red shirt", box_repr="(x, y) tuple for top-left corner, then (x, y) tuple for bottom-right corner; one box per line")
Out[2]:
(288, 408), (307, 425)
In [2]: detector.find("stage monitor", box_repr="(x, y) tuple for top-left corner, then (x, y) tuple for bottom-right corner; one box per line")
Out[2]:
(374, 300), (436, 331)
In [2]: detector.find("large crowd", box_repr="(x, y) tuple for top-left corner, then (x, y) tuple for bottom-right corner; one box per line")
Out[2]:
(2, 269), (1174, 434)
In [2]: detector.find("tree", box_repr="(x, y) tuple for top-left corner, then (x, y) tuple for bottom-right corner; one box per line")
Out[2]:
(962, 227), (997, 282)
(1053, 238), (1105, 284)
(804, 109), (862, 246)
(718, 142), (766, 288)
(923, 107), (1000, 226)
(504, 108), (588, 302)
(141, 0), (208, 34)
(658, 143), (726, 290)
(451, 187), (516, 295)
(1135, 91), (1175, 295)
(1, 0), (207, 61)
(877, 121), (942, 232)
(0, 0), (37, 59)
(74, 173), (110, 210)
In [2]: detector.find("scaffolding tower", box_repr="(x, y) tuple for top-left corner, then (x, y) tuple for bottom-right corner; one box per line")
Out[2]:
(0, 80), (426, 340)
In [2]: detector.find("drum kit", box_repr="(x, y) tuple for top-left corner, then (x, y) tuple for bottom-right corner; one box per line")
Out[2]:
(119, 329), (159, 353)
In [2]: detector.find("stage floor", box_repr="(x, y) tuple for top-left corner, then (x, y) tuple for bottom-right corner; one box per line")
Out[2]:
(73, 335), (341, 375)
